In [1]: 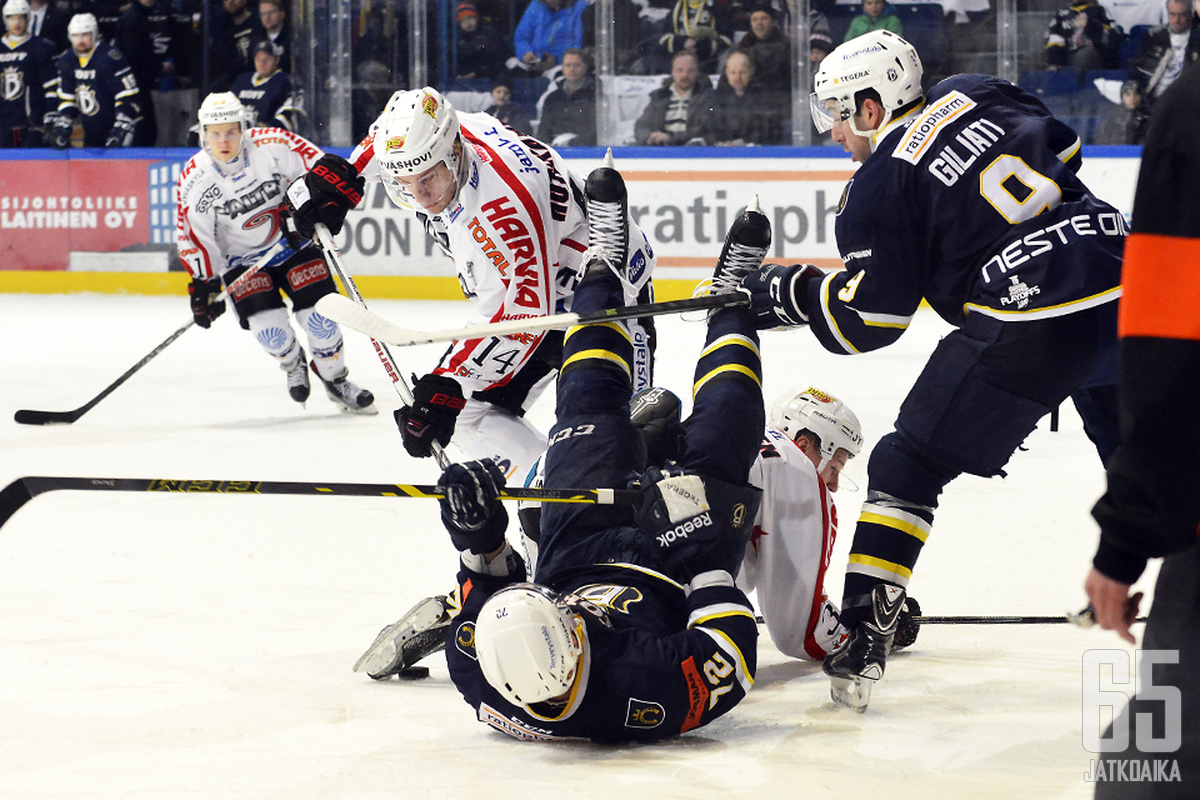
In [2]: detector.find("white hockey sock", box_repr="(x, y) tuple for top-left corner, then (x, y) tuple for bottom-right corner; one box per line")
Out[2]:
(295, 305), (346, 381)
(248, 307), (301, 365)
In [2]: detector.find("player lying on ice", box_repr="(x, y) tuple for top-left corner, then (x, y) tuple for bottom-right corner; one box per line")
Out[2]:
(375, 163), (771, 742)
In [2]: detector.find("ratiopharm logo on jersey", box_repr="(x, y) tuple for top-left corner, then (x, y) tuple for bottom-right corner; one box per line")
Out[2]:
(0, 156), (154, 270)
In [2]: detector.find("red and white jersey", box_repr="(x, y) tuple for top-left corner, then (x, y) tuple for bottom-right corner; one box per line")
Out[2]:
(350, 113), (655, 396)
(176, 128), (324, 281)
(738, 426), (846, 661)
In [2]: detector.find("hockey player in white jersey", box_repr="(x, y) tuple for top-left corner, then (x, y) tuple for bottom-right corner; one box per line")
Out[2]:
(283, 86), (656, 482)
(176, 92), (375, 413)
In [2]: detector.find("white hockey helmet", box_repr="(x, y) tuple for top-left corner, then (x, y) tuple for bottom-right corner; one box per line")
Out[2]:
(3, 0), (32, 19)
(771, 386), (864, 470)
(811, 29), (923, 137)
(373, 87), (463, 209)
(475, 583), (586, 707)
(67, 12), (98, 37)
(198, 92), (251, 161)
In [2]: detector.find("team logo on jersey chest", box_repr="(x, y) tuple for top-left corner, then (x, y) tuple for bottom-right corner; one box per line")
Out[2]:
(836, 179), (853, 216)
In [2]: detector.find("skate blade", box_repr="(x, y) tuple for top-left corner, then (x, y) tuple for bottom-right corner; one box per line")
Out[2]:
(353, 597), (447, 679)
(334, 402), (379, 416)
(830, 676), (872, 713)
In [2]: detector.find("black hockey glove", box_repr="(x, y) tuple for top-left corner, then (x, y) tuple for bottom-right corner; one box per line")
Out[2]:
(635, 464), (722, 581)
(741, 263), (824, 330)
(892, 596), (921, 651)
(437, 459), (509, 555)
(394, 373), (466, 458)
(188, 277), (226, 328)
(47, 111), (75, 149)
(630, 386), (688, 466)
(104, 113), (138, 148)
(283, 154), (365, 242)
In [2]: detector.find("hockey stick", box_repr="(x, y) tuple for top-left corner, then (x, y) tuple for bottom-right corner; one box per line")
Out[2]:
(315, 291), (751, 349)
(14, 242), (287, 426)
(751, 610), (1147, 626)
(0, 475), (641, 530)
(312, 223), (451, 470)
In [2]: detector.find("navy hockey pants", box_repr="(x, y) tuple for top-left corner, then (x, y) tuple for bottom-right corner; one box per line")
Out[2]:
(536, 274), (764, 585)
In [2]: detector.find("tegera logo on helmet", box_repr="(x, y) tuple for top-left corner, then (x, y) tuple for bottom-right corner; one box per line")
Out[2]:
(421, 95), (438, 118)
(385, 136), (405, 151)
(803, 387), (835, 403)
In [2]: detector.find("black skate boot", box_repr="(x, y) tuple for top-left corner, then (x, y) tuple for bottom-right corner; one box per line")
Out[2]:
(312, 362), (377, 414)
(283, 347), (311, 403)
(353, 595), (453, 680)
(711, 195), (772, 294)
(580, 148), (629, 281)
(823, 584), (907, 712)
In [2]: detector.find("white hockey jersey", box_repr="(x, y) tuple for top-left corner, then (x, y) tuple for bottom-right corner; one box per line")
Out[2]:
(176, 127), (324, 281)
(349, 113), (655, 396)
(738, 426), (846, 661)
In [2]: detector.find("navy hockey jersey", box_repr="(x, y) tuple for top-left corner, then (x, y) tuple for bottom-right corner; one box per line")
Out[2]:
(55, 41), (140, 146)
(445, 560), (757, 742)
(805, 74), (1125, 355)
(0, 33), (58, 133)
(232, 70), (300, 131)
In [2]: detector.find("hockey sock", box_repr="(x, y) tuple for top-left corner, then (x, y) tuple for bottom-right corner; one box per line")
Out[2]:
(295, 305), (346, 381)
(249, 307), (300, 363)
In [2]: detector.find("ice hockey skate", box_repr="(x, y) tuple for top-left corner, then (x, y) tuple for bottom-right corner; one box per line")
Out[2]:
(353, 595), (453, 679)
(283, 347), (311, 403)
(711, 195), (772, 294)
(312, 362), (377, 414)
(823, 584), (907, 712)
(579, 149), (628, 280)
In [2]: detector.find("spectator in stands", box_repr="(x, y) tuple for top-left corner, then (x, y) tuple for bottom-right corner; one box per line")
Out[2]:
(212, 0), (265, 91)
(88, 0), (125, 43)
(455, 0), (511, 79)
(117, 0), (182, 146)
(484, 78), (534, 134)
(1103, 0), (1167, 36)
(731, 3), (790, 92)
(1044, 1), (1124, 71)
(844, 0), (903, 42)
(810, 8), (835, 65)
(704, 50), (782, 145)
(1127, 0), (1200, 103)
(26, 0), (67, 54)
(1095, 78), (1151, 142)
(581, 0), (644, 72)
(513, 0), (586, 76)
(537, 47), (595, 146)
(634, 49), (715, 145)
(233, 39), (302, 131)
(258, 0), (290, 73)
(639, 0), (733, 74)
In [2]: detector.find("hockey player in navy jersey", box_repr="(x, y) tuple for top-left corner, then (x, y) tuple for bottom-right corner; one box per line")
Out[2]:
(232, 39), (301, 132)
(1, 0), (58, 147)
(413, 165), (770, 742)
(49, 12), (142, 148)
(741, 30), (1124, 710)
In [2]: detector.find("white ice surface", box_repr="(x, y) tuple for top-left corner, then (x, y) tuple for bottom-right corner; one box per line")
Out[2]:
(0, 294), (1154, 799)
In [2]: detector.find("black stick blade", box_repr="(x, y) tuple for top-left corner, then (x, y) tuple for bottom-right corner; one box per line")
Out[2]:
(14, 409), (81, 425)
(0, 479), (35, 528)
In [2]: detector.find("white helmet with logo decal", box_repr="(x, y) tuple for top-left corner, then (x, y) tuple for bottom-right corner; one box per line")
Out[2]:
(67, 12), (98, 37)
(475, 583), (586, 707)
(771, 386), (864, 470)
(373, 87), (463, 209)
(197, 92), (251, 163)
(4, 0), (32, 20)
(811, 29), (923, 138)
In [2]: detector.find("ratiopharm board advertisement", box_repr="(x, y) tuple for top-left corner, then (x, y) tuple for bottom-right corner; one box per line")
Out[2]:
(0, 149), (1142, 292)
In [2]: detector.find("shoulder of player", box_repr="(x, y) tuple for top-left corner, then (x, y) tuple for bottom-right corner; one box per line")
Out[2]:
(247, 126), (322, 155)
(176, 155), (216, 198)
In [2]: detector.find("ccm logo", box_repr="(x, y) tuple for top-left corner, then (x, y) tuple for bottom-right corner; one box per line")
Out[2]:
(656, 511), (713, 547)
(431, 392), (466, 410)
